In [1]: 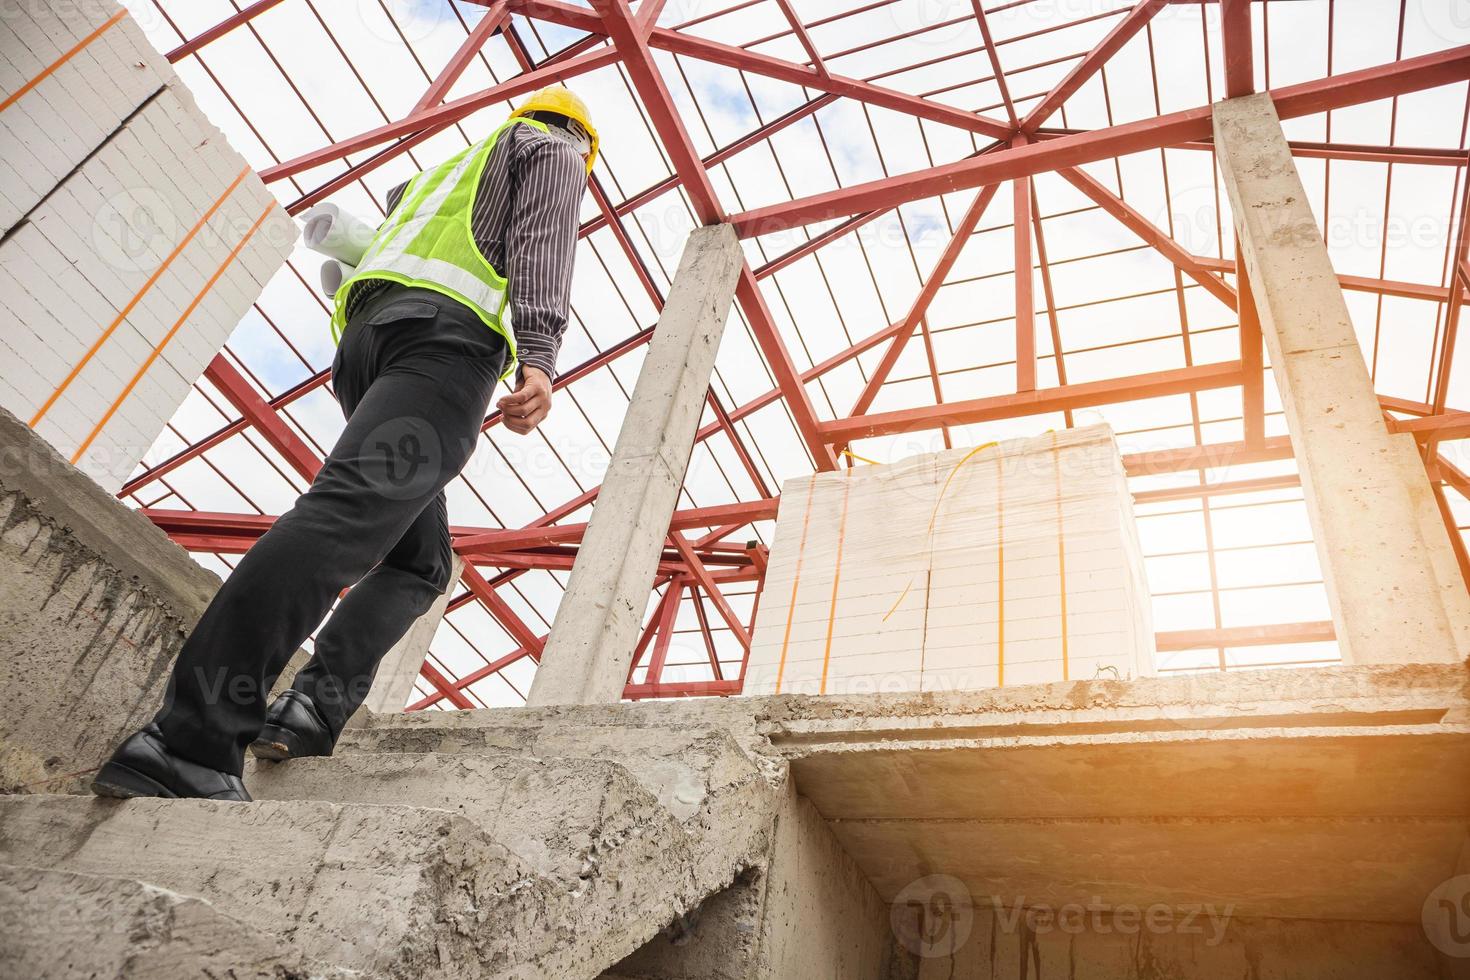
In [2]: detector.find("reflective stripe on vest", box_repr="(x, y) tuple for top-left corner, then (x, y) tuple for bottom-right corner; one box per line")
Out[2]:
(331, 118), (545, 379)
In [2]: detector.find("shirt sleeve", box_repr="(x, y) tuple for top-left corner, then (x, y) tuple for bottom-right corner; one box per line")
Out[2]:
(385, 180), (408, 217)
(505, 137), (585, 381)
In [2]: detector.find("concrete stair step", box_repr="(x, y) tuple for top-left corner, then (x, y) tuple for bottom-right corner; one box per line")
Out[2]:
(0, 863), (345, 979)
(330, 722), (782, 892)
(1, 734), (783, 980)
(339, 713), (776, 820)
(251, 751), (700, 895)
(248, 747), (778, 963)
(0, 794), (610, 979)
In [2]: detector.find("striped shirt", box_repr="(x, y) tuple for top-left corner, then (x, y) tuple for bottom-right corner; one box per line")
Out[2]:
(347, 122), (586, 380)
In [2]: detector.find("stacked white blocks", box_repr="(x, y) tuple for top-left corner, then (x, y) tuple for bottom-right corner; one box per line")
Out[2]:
(0, 1), (296, 491)
(745, 425), (1155, 696)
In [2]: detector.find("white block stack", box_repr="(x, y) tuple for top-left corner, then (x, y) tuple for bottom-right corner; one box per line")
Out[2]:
(0, 1), (296, 491)
(745, 424), (1154, 696)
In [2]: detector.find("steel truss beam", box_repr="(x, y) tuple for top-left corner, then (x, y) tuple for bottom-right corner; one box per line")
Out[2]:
(148, 0), (1470, 702)
(728, 46), (1470, 237)
(824, 361), (1245, 443)
(504, 0), (1014, 137)
(586, 0), (837, 471)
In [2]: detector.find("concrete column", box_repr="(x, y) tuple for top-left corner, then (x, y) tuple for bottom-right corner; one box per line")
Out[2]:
(1213, 94), (1470, 665)
(358, 554), (464, 715)
(527, 225), (744, 705)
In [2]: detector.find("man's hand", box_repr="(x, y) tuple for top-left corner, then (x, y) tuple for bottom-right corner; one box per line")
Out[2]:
(497, 367), (552, 435)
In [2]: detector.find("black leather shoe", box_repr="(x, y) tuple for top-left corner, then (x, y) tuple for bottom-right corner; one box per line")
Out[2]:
(92, 725), (251, 801)
(249, 690), (334, 761)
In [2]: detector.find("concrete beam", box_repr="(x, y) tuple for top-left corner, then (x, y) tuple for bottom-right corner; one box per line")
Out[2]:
(1213, 94), (1470, 665)
(527, 225), (743, 705)
(356, 554), (463, 717)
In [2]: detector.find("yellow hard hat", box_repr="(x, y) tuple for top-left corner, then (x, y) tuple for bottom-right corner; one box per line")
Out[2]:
(511, 85), (599, 173)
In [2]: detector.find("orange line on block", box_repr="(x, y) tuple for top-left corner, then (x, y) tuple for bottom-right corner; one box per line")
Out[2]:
(1052, 430), (1068, 681)
(996, 450), (1005, 688)
(31, 166), (251, 428)
(773, 476), (818, 695)
(0, 8), (128, 114)
(818, 470), (852, 696)
(881, 580), (912, 622)
(884, 440), (999, 621)
(72, 202), (275, 464)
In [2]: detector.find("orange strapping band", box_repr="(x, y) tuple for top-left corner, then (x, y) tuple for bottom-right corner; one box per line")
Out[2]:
(32, 166), (252, 429)
(1052, 430), (1069, 681)
(72, 202), (275, 463)
(773, 476), (818, 694)
(818, 469), (853, 696)
(883, 440), (999, 622)
(0, 8), (128, 114)
(995, 450), (1005, 688)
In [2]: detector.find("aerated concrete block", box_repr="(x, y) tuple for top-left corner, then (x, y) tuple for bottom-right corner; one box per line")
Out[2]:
(746, 424), (1154, 697)
(0, 1), (297, 492)
(0, 0), (171, 235)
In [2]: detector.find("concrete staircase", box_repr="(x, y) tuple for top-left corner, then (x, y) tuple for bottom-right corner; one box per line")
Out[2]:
(0, 719), (779, 979)
(0, 405), (787, 978)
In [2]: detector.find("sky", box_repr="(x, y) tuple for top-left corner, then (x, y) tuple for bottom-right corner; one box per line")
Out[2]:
(118, 0), (1470, 704)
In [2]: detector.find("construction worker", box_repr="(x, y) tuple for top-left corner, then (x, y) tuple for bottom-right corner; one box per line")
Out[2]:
(92, 86), (597, 801)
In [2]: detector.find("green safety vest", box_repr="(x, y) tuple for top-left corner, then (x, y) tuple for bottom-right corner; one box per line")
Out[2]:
(331, 117), (546, 378)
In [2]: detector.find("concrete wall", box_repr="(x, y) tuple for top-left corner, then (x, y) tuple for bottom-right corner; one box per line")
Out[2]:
(0, 0), (296, 491)
(605, 783), (902, 980)
(905, 908), (1442, 980)
(0, 405), (216, 792)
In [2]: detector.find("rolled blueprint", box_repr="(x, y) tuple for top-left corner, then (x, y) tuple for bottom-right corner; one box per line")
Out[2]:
(320, 258), (356, 298)
(302, 202), (377, 266)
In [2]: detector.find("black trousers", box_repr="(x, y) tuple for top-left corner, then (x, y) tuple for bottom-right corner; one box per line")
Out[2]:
(154, 287), (506, 774)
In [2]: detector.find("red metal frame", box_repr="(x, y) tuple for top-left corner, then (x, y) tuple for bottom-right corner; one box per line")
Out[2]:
(727, 46), (1470, 236)
(202, 356), (321, 483)
(130, 0), (1470, 707)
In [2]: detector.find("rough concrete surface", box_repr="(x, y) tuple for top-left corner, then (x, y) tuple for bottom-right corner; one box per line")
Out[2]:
(0, 405), (311, 793)
(0, 717), (783, 979)
(336, 715), (780, 826)
(3, 432), (1466, 980)
(3, 660), (1467, 977)
(528, 223), (743, 707)
(603, 784), (903, 980)
(250, 743), (777, 967)
(0, 863), (336, 979)
(253, 750), (695, 884)
(0, 406), (215, 793)
(777, 668), (1470, 923)
(333, 704), (792, 904)
(0, 795), (601, 979)
(904, 908), (1443, 980)
(1214, 93), (1469, 667)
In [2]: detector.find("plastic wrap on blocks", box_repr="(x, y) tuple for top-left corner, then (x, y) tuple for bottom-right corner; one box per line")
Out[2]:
(745, 424), (1155, 696)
